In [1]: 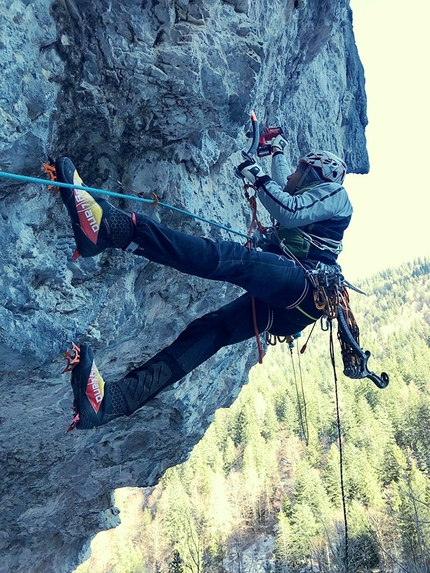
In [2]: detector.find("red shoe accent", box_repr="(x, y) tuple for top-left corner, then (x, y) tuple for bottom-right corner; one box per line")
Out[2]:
(71, 248), (81, 262)
(67, 411), (80, 432)
(63, 343), (81, 373)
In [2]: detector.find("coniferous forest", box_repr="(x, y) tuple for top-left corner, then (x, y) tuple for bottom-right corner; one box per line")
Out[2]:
(76, 258), (430, 573)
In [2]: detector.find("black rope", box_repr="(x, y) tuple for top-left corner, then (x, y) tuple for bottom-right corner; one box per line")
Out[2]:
(329, 319), (349, 573)
(289, 344), (309, 446)
(295, 343), (310, 446)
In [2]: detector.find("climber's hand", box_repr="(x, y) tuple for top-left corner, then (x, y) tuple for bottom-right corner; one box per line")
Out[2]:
(235, 159), (267, 185)
(271, 134), (288, 154)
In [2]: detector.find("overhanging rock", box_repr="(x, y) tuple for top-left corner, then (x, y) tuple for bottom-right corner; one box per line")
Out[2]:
(0, 1), (368, 571)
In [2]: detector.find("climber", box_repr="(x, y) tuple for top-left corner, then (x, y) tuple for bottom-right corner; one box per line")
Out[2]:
(55, 137), (351, 430)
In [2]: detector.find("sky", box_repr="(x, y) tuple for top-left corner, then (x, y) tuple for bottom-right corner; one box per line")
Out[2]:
(337, 0), (430, 281)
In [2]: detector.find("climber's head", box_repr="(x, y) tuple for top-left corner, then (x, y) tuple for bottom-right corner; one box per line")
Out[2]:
(299, 151), (347, 184)
(286, 150), (347, 195)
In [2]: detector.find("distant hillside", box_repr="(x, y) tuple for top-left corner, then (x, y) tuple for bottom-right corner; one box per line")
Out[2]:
(76, 257), (430, 573)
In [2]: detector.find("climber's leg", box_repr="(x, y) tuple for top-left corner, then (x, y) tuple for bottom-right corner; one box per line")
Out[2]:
(128, 214), (309, 309)
(66, 294), (271, 430)
(56, 157), (308, 309)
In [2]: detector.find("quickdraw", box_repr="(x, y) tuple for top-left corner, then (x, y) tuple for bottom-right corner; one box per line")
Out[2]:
(240, 112), (268, 246)
(306, 264), (389, 389)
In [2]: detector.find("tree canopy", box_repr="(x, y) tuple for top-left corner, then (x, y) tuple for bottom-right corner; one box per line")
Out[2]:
(76, 257), (430, 573)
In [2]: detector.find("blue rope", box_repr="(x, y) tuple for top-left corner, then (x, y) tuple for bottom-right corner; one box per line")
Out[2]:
(0, 170), (252, 240)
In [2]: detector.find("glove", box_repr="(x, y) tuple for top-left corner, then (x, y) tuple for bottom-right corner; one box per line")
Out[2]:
(271, 134), (288, 153)
(235, 159), (267, 185)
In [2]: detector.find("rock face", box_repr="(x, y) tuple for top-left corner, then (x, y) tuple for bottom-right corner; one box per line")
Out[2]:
(0, 1), (368, 571)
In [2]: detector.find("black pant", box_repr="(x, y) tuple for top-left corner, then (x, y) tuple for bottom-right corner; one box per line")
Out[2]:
(117, 215), (323, 411)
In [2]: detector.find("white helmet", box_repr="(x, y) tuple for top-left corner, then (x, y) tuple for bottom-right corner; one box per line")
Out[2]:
(299, 151), (347, 184)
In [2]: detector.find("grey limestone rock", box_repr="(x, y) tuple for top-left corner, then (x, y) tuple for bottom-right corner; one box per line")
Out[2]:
(0, 0), (368, 571)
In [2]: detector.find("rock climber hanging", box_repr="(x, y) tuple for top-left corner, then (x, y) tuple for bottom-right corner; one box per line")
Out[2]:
(52, 120), (352, 430)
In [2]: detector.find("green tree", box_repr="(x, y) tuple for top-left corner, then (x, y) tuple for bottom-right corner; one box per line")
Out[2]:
(168, 550), (184, 573)
(112, 541), (144, 573)
(275, 509), (294, 565)
(390, 460), (430, 564)
(294, 459), (332, 525)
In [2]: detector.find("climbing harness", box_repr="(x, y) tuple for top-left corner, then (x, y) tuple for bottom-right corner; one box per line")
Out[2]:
(295, 227), (343, 256)
(274, 230), (389, 389)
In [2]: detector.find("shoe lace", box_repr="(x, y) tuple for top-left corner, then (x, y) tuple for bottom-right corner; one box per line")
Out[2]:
(42, 162), (59, 194)
(62, 342), (81, 373)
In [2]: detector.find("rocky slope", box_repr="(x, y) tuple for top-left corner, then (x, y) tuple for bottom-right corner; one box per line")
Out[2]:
(0, 0), (368, 571)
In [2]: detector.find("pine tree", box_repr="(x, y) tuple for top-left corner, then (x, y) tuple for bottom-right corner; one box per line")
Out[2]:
(168, 550), (184, 573)
(80, 258), (430, 573)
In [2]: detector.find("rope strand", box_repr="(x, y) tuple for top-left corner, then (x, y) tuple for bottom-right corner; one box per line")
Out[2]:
(329, 319), (349, 573)
(289, 343), (309, 445)
(0, 170), (252, 241)
(296, 343), (310, 446)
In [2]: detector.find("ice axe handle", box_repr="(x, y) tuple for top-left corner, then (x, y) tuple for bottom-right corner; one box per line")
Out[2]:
(242, 110), (260, 160)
